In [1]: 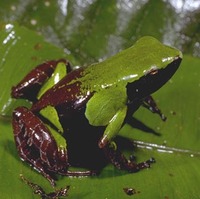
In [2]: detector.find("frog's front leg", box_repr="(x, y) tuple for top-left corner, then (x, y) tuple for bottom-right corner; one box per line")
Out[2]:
(11, 59), (71, 101)
(98, 106), (154, 172)
(12, 106), (69, 186)
(103, 144), (155, 172)
(143, 95), (166, 121)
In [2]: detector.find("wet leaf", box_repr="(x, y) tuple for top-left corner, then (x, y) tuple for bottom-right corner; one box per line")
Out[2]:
(0, 23), (75, 116)
(0, 1), (200, 199)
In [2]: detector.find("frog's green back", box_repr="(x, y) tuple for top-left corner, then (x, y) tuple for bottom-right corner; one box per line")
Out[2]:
(79, 36), (182, 93)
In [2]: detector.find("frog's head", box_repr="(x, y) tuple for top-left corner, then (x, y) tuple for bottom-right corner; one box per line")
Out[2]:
(126, 37), (182, 102)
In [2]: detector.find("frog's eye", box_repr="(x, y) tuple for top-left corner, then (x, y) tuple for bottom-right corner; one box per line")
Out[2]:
(149, 69), (158, 76)
(144, 66), (159, 76)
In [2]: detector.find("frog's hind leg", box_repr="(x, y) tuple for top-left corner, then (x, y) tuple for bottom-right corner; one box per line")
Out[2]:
(12, 107), (69, 186)
(103, 144), (155, 172)
(11, 59), (71, 102)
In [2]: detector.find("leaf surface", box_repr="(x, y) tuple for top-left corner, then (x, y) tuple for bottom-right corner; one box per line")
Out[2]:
(0, 1), (200, 198)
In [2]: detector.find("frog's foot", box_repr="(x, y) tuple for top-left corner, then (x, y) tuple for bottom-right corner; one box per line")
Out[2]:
(12, 107), (69, 187)
(20, 174), (70, 198)
(103, 145), (155, 172)
(143, 95), (166, 121)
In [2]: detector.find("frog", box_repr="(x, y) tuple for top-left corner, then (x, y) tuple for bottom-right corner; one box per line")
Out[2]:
(11, 36), (182, 187)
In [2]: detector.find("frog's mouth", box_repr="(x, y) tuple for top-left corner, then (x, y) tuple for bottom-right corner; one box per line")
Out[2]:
(126, 56), (182, 101)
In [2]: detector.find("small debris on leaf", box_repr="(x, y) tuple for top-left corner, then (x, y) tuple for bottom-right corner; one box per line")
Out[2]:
(123, 187), (140, 196)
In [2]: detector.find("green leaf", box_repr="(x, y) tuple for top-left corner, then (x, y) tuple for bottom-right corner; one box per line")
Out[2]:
(121, 0), (176, 46)
(1, 55), (200, 199)
(0, 1), (200, 199)
(0, 23), (76, 116)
